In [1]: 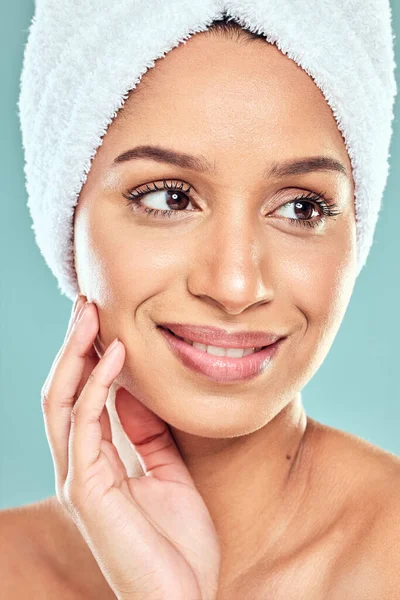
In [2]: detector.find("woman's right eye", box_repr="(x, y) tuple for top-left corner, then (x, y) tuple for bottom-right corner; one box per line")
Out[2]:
(122, 181), (197, 219)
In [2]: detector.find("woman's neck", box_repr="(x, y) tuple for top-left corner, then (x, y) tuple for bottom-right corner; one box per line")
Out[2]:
(166, 394), (313, 574)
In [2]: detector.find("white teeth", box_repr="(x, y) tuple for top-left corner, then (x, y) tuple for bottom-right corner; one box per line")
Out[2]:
(183, 338), (261, 357)
(242, 348), (257, 356)
(203, 344), (228, 356)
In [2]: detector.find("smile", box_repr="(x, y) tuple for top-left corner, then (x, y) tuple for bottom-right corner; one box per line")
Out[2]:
(158, 326), (284, 384)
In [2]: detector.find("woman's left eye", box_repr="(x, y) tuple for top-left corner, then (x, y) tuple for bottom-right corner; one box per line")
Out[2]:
(122, 180), (341, 228)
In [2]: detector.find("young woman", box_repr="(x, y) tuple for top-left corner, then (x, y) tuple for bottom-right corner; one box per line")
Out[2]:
(3, 8), (399, 600)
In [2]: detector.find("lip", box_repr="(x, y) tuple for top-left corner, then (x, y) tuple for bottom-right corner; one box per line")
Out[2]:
(158, 326), (285, 383)
(157, 323), (283, 349)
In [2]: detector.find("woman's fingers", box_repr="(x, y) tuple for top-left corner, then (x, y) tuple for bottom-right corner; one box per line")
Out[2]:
(65, 295), (86, 341)
(42, 301), (101, 490)
(67, 334), (126, 477)
(41, 296), (86, 397)
(115, 386), (195, 488)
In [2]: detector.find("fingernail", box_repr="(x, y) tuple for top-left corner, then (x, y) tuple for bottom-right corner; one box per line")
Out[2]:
(72, 296), (80, 316)
(76, 301), (91, 323)
(104, 337), (119, 357)
(73, 295), (86, 320)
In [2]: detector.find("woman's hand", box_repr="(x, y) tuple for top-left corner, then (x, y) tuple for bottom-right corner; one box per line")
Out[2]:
(40, 296), (221, 600)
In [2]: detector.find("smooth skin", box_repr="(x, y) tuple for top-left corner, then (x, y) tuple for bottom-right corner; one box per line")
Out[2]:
(1, 30), (400, 600)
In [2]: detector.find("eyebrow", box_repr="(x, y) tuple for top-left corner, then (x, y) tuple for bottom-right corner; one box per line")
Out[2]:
(112, 144), (349, 180)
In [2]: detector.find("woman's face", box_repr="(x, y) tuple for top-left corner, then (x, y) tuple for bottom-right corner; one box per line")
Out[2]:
(73, 32), (356, 438)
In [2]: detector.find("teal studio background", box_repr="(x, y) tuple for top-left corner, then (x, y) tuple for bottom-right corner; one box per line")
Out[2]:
(1, 1), (399, 510)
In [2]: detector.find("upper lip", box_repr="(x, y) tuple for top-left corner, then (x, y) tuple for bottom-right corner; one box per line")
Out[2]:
(158, 323), (285, 349)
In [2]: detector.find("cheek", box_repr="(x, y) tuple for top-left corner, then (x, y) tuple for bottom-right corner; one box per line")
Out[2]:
(74, 205), (186, 307)
(260, 232), (356, 398)
(284, 215), (356, 319)
(285, 228), (356, 374)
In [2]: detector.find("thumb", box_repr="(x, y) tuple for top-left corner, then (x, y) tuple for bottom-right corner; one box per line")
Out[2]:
(115, 386), (194, 487)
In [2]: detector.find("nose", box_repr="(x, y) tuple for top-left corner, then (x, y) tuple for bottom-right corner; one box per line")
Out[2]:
(187, 210), (275, 315)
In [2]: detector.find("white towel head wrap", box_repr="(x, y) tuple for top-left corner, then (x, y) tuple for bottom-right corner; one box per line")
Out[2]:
(18, 0), (397, 301)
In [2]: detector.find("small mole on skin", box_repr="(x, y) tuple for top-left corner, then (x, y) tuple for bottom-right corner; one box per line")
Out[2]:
(286, 454), (291, 460)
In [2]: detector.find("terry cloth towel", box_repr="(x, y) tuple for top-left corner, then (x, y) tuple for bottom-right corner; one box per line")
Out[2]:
(18, 0), (397, 301)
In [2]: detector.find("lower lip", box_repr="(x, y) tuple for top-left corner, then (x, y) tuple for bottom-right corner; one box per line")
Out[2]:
(158, 327), (284, 383)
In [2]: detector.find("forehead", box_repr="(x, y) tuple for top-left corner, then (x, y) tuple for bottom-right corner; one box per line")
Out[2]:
(101, 32), (350, 175)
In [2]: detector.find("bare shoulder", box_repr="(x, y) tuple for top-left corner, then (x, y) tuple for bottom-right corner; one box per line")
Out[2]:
(0, 499), (64, 598)
(0, 497), (114, 599)
(310, 416), (400, 482)
(310, 419), (400, 596)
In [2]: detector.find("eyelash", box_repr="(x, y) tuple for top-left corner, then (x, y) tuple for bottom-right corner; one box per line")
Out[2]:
(122, 179), (342, 229)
